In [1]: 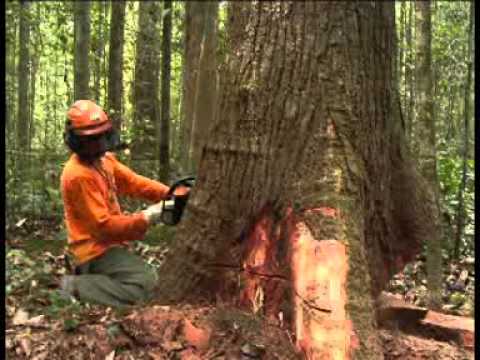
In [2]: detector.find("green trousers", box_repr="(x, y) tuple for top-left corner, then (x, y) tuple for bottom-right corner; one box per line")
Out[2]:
(71, 247), (158, 307)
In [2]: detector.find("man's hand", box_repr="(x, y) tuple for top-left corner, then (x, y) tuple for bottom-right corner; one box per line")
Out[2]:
(142, 201), (170, 225)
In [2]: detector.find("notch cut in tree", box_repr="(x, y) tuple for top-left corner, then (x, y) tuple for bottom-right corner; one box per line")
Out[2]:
(155, 2), (434, 359)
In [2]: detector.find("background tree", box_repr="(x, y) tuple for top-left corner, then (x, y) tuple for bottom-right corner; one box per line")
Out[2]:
(179, 2), (206, 172)
(17, 0), (31, 145)
(107, 1), (126, 131)
(156, 2), (433, 358)
(406, 2), (415, 141)
(414, 1), (443, 310)
(453, 1), (474, 260)
(159, 0), (172, 182)
(16, 0), (31, 182)
(92, 2), (105, 103)
(132, 1), (162, 174)
(73, 1), (90, 100)
(190, 1), (219, 171)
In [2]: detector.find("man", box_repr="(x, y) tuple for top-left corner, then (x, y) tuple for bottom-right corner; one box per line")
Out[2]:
(60, 100), (184, 307)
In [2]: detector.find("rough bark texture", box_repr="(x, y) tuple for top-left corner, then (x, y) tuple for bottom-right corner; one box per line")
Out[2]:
(159, 0), (172, 182)
(107, 1), (126, 131)
(17, 0), (30, 154)
(132, 2), (162, 170)
(74, 1), (90, 100)
(190, 1), (219, 171)
(179, 2), (206, 172)
(156, 2), (433, 359)
(414, 1), (443, 310)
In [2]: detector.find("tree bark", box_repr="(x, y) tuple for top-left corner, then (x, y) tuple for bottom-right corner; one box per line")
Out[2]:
(190, 1), (219, 171)
(415, 1), (443, 310)
(132, 1), (162, 171)
(107, 1), (126, 131)
(156, 3), (433, 358)
(159, 0), (172, 182)
(179, 1), (206, 172)
(74, 1), (91, 100)
(453, 1), (474, 260)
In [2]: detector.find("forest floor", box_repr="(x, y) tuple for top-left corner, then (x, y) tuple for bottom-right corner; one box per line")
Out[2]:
(5, 218), (475, 359)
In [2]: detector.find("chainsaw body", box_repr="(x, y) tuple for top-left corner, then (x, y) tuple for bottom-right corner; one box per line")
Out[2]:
(160, 176), (195, 225)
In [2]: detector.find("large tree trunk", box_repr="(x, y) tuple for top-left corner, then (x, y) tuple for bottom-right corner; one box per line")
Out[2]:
(132, 1), (162, 173)
(107, 1), (126, 131)
(454, 1), (474, 260)
(415, 1), (443, 310)
(179, 2), (206, 172)
(156, 2), (432, 359)
(159, 0), (172, 182)
(190, 1), (219, 171)
(74, 1), (90, 100)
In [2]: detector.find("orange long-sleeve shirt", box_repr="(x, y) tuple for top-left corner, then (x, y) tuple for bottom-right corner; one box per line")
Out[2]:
(61, 152), (170, 265)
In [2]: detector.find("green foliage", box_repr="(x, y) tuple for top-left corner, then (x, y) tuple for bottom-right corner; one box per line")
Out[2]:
(6, 248), (36, 295)
(395, 1), (475, 260)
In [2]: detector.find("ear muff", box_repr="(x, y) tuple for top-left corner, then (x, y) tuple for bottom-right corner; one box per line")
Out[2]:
(64, 129), (82, 153)
(105, 128), (121, 151)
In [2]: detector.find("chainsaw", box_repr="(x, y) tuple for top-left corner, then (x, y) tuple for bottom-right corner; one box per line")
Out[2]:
(160, 175), (196, 225)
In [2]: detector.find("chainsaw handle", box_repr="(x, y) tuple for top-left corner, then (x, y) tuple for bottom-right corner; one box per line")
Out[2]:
(167, 175), (196, 196)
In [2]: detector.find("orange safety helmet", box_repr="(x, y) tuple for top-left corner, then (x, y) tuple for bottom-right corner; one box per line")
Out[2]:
(67, 100), (112, 136)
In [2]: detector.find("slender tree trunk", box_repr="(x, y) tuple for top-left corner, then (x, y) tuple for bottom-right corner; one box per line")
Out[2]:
(406, 2), (415, 144)
(17, 0), (30, 161)
(74, 1), (91, 100)
(103, 2), (109, 106)
(159, 0), (172, 182)
(415, 1), (443, 310)
(7, 5), (18, 148)
(190, 1), (219, 171)
(454, 1), (474, 260)
(29, 52), (37, 151)
(132, 1), (162, 171)
(107, 1), (126, 131)
(399, 2), (406, 122)
(156, 3), (432, 358)
(180, 2), (206, 172)
(93, 2), (103, 103)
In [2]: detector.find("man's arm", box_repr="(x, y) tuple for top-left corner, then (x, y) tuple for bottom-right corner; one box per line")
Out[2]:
(110, 154), (170, 202)
(69, 176), (150, 242)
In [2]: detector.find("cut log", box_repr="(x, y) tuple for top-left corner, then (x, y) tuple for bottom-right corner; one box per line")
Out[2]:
(376, 291), (428, 325)
(420, 311), (474, 349)
(376, 293), (474, 350)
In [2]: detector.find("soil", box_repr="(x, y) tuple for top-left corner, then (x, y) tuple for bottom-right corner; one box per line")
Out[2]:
(5, 219), (475, 359)
(6, 301), (475, 360)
